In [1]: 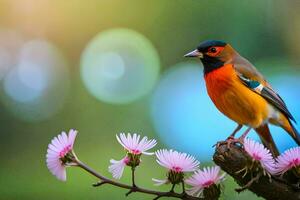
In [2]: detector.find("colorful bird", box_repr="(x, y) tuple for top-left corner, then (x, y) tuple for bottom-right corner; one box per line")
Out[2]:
(184, 40), (300, 156)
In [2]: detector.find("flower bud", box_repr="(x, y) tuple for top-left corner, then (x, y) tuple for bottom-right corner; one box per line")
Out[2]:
(203, 184), (221, 200)
(167, 170), (184, 184)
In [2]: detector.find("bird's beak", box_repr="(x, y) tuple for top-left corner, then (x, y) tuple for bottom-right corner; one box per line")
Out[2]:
(184, 49), (203, 58)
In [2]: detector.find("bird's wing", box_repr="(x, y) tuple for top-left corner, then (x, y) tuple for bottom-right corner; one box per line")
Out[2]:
(232, 53), (267, 84)
(237, 71), (296, 122)
(232, 54), (295, 122)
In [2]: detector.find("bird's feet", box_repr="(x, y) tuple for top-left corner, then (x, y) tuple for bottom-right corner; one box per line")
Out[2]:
(215, 136), (244, 149)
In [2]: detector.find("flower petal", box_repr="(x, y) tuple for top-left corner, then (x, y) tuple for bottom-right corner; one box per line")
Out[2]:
(108, 157), (127, 179)
(152, 178), (169, 186)
(185, 166), (225, 197)
(116, 132), (157, 155)
(46, 129), (78, 181)
(155, 149), (200, 172)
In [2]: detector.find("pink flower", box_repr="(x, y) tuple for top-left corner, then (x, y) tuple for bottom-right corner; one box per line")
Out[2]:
(153, 149), (200, 185)
(185, 166), (225, 197)
(109, 133), (157, 179)
(244, 138), (276, 174)
(275, 147), (300, 175)
(46, 129), (78, 181)
(109, 156), (130, 179)
(155, 149), (200, 172)
(116, 133), (157, 155)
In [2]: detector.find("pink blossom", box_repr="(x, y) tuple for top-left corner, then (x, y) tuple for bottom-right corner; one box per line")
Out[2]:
(116, 133), (157, 155)
(108, 156), (130, 179)
(155, 149), (200, 172)
(275, 147), (300, 175)
(244, 138), (276, 174)
(152, 149), (200, 185)
(46, 129), (77, 181)
(185, 166), (225, 197)
(109, 133), (157, 179)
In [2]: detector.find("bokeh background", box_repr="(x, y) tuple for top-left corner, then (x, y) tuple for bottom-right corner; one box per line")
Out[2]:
(1, 0), (300, 199)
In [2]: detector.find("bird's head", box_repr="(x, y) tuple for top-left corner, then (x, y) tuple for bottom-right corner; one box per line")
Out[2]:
(184, 40), (235, 74)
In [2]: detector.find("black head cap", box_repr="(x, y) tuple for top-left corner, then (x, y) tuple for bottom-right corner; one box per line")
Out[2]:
(197, 40), (227, 52)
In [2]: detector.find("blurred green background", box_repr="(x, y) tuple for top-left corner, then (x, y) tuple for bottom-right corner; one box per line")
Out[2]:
(1, 0), (300, 199)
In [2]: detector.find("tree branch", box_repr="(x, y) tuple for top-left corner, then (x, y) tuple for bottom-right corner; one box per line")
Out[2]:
(213, 143), (300, 200)
(75, 159), (208, 200)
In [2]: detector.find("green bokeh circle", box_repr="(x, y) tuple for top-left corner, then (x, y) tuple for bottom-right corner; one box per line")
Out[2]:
(80, 28), (160, 104)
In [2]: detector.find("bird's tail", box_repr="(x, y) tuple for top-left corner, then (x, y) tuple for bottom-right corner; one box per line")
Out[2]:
(281, 117), (300, 146)
(255, 124), (279, 157)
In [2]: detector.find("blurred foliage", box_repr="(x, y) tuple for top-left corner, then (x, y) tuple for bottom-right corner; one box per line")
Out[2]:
(1, 0), (300, 200)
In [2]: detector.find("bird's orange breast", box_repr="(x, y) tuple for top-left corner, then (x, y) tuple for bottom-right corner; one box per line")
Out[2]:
(204, 64), (269, 127)
(204, 64), (235, 95)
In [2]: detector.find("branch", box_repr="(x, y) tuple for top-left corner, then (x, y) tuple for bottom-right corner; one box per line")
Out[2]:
(213, 143), (300, 200)
(75, 160), (207, 200)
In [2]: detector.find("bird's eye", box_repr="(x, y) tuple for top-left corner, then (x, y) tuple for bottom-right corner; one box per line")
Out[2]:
(210, 47), (217, 53)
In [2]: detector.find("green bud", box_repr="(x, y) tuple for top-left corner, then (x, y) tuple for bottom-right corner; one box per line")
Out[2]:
(292, 166), (300, 178)
(203, 184), (221, 200)
(167, 170), (184, 184)
(126, 152), (141, 168)
(60, 151), (76, 165)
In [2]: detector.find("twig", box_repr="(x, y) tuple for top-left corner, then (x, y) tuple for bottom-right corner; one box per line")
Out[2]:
(75, 159), (203, 200)
(131, 167), (136, 187)
(235, 172), (261, 193)
(125, 167), (137, 196)
(92, 181), (108, 187)
(182, 181), (186, 193)
(170, 183), (176, 192)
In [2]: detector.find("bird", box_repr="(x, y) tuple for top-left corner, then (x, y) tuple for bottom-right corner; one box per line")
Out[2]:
(184, 40), (300, 156)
